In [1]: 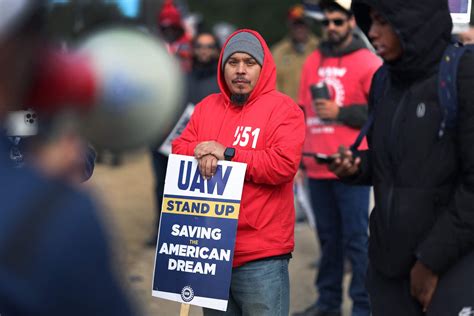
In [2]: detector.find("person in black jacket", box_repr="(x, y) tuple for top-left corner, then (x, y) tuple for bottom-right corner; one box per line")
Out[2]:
(330, 0), (474, 315)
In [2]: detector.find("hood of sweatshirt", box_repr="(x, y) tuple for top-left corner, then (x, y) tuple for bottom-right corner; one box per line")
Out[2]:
(217, 29), (277, 106)
(352, 0), (453, 81)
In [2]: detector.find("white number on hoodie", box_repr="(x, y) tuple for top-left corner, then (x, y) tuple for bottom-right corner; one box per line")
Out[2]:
(232, 126), (260, 149)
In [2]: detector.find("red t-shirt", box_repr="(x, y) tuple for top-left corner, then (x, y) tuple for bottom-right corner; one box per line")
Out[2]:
(298, 48), (381, 179)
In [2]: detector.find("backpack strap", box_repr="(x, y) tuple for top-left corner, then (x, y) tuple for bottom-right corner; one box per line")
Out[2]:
(437, 43), (474, 138)
(351, 43), (471, 151)
(351, 65), (387, 153)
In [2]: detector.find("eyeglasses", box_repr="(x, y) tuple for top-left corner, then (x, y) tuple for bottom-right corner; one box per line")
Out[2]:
(195, 43), (217, 49)
(321, 18), (347, 27)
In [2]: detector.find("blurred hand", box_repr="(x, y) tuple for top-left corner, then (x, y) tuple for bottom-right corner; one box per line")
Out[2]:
(328, 146), (361, 178)
(294, 168), (305, 185)
(458, 27), (474, 44)
(31, 132), (86, 184)
(194, 141), (226, 160)
(198, 154), (218, 180)
(314, 99), (339, 120)
(410, 261), (439, 312)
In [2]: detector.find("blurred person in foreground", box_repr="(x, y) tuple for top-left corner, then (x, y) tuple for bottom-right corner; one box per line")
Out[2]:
(294, 0), (381, 315)
(271, 4), (319, 102)
(172, 29), (305, 315)
(0, 2), (134, 315)
(330, 0), (474, 314)
(146, 31), (221, 247)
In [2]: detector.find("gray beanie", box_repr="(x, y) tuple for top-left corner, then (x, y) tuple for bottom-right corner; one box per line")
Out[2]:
(221, 32), (264, 69)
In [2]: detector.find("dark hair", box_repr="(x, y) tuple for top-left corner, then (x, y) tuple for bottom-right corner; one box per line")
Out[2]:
(321, 2), (353, 18)
(192, 31), (221, 51)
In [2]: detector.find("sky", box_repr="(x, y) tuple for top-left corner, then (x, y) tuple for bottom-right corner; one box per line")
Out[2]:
(48, 0), (141, 18)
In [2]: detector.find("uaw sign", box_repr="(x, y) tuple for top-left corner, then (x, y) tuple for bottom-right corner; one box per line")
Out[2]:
(152, 154), (246, 311)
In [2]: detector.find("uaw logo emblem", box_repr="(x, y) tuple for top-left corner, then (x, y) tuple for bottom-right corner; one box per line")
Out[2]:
(416, 102), (426, 118)
(181, 285), (195, 302)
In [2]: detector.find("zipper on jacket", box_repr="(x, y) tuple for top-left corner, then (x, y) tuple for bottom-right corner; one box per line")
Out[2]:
(383, 89), (410, 252)
(388, 90), (410, 166)
(384, 185), (394, 251)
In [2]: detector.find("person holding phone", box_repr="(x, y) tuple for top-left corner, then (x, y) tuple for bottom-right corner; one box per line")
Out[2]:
(295, 1), (381, 315)
(330, 0), (474, 314)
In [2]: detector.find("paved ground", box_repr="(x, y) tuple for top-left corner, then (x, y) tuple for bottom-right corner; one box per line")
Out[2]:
(86, 151), (353, 316)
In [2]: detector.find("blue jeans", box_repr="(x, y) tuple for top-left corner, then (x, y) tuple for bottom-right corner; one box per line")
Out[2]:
(203, 259), (289, 316)
(308, 179), (370, 316)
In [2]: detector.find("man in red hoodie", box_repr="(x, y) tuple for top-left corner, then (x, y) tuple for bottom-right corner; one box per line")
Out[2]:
(295, 1), (381, 316)
(172, 29), (305, 316)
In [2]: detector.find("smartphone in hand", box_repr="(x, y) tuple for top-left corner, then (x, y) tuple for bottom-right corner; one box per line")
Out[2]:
(303, 152), (336, 165)
(310, 82), (330, 100)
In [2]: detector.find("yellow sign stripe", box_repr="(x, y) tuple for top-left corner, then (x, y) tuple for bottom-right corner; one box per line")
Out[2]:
(161, 197), (240, 219)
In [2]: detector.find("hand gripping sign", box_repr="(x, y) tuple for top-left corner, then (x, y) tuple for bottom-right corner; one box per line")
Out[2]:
(152, 154), (247, 312)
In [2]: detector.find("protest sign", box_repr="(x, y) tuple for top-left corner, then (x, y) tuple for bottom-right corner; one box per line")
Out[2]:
(152, 154), (246, 311)
(158, 103), (195, 156)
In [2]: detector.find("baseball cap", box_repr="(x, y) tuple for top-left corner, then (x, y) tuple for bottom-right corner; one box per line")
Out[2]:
(288, 4), (306, 22)
(320, 0), (352, 14)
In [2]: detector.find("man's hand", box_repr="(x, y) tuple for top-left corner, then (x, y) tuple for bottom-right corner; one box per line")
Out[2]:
(314, 99), (340, 120)
(198, 154), (218, 180)
(410, 260), (439, 312)
(294, 168), (305, 185)
(31, 132), (86, 184)
(459, 27), (474, 44)
(194, 141), (226, 160)
(328, 146), (361, 178)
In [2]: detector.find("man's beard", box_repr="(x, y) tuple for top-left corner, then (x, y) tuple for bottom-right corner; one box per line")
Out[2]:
(230, 93), (250, 106)
(328, 29), (351, 47)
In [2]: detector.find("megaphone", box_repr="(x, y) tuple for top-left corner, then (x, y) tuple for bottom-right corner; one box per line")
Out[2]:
(26, 27), (184, 152)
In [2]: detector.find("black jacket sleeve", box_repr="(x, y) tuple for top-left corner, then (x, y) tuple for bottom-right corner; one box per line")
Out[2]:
(416, 52), (474, 274)
(337, 104), (369, 129)
(340, 149), (373, 185)
(339, 67), (385, 186)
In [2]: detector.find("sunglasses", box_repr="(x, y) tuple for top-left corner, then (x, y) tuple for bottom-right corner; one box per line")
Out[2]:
(195, 43), (217, 49)
(321, 18), (347, 27)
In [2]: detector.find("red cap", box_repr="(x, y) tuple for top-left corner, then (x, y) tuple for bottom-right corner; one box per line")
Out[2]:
(287, 4), (305, 22)
(157, 0), (182, 27)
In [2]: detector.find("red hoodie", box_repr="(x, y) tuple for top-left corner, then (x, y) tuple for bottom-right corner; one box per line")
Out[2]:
(172, 29), (305, 267)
